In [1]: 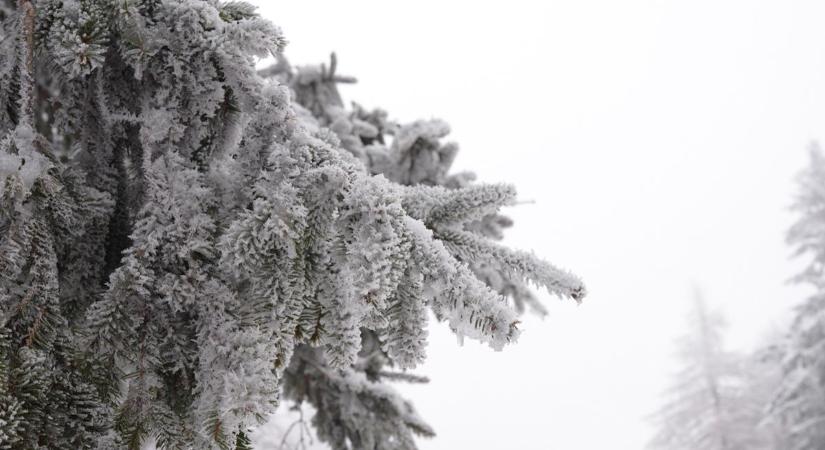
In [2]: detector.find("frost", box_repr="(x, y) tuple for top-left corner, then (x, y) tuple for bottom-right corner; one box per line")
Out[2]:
(0, 125), (50, 191)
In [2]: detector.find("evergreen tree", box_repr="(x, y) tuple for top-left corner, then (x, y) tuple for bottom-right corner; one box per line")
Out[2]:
(751, 338), (792, 450)
(0, 1), (585, 449)
(648, 292), (772, 450)
(770, 144), (825, 450)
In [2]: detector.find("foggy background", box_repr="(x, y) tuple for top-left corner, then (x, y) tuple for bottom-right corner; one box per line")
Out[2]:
(250, 1), (825, 448)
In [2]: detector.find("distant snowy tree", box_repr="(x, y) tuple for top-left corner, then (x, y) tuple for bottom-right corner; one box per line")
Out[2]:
(751, 338), (792, 450)
(0, 2), (585, 449)
(648, 292), (773, 450)
(770, 144), (825, 450)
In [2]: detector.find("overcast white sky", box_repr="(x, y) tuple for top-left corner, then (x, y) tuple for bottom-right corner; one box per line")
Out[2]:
(250, 1), (825, 448)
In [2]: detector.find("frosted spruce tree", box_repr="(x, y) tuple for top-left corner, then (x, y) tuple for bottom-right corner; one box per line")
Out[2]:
(771, 144), (825, 450)
(648, 293), (771, 450)
(0, 1), (586, 449)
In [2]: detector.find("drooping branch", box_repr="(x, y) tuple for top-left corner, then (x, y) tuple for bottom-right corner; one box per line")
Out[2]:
(16, 0), (35, 123)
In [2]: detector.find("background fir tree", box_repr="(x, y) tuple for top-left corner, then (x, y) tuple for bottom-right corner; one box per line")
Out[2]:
(647, 291), (774, 450)
(770, 144), (825, 450)
(0, 1), (585, 449)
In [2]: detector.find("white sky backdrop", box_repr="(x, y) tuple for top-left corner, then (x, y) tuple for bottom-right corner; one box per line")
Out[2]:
(250, 1), (825, 448)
